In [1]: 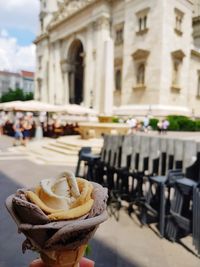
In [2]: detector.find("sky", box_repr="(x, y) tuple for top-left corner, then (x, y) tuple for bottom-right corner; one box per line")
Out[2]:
(0, 0), (40, 72)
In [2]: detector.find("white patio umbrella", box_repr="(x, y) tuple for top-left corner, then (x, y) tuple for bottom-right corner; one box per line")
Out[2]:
(0, 100), (98, 115)
(60, 104), (98, 115)
(0, 100), (62, 112)
(0, 101), (24, 111)
(18, 100), (62, 112)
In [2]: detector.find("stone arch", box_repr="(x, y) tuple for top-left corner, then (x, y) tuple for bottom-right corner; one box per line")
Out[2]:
(67, 39), (84, 104)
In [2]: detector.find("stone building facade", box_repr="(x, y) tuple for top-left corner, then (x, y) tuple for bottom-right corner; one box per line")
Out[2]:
(34, 0), (200, 117)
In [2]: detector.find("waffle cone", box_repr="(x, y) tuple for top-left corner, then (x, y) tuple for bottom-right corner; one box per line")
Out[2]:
(40, 245), (87, 267)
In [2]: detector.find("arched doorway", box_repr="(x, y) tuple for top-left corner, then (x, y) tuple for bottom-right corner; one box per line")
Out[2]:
(68, 39), (84, 104)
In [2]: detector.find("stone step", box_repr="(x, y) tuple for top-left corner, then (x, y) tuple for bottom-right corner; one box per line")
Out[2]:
(56, 141), (83, 151)
(47, 142), (79, 155)
(28, 144), (75, 159)
(7, 135), (102, 166)
(42, 143), (78, 156)
(35, 155), (77, 166)
(27, 146), (78, 166)
(58, 136), (103, 151)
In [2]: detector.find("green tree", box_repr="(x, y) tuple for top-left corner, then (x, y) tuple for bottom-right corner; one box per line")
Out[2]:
(25, 92), (34, 101)
(0, 88), (33, 102)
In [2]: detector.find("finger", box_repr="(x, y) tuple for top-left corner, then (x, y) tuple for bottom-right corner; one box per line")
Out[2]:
(80, 257), (95, 267)
(29, 259), (47, 267)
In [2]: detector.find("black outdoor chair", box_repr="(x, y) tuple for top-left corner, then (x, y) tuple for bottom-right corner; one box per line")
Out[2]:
(108, 135), (152, 220)
(193, 183), (200, 256)
(141, 169), (184, 237)
(166, 177), (197, 242)
(75, 146), (101, 181)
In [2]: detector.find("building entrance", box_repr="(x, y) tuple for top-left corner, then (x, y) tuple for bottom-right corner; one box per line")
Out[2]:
(68, 39), (84, 104)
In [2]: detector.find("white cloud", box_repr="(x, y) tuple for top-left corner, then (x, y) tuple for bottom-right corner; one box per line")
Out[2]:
(0, 0), (39, 72)
(0, 0), (40, 34)
(0, 30), (36, 72)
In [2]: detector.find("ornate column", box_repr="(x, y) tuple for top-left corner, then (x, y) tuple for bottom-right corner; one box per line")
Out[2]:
(102, 37), (114, 115)
(84, 23), (94, 108)
(35, 39), (49, 103)
(48, 43), (55, 104)
(60, 60), (76, 104)
(93, 15), (112, 114)
(54, 40), (63, 104)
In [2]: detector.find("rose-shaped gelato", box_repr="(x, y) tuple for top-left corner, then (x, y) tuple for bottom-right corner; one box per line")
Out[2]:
(5, 171), (108, 267)
(25, 172), (95, 220)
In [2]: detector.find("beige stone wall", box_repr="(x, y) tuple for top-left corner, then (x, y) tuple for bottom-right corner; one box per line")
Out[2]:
(121, 0), (162, 106)
(159, 0), (193, 109)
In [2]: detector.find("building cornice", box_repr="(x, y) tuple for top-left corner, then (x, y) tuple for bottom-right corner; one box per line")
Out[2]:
(193, 16), (200, 25)
(48, 0), (100, 32)
(191, 49), (200, 58)
(33, 33), (49, 45)
(186, 0), (193, 4)
(171, 49), (185, 61)
(132, 49), (150, 60)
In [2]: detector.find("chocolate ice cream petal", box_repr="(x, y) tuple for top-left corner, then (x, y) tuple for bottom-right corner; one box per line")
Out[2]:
(88, 182), (108, 217)
(5, 194), (21, 227)
(17, 214), (89, 250)
(12, 196), (50, 225)
(22, 239), (35, 253)
(45, 211), (108, 250)
(19, 215), (88, 232)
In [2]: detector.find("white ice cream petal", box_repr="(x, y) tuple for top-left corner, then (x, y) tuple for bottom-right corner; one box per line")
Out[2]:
(40, 172), (80, 210)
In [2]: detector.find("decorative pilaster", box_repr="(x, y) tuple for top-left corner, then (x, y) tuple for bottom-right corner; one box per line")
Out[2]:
(54, 40), (63, 104)
(48, 44), (55, 104)
(84, 24), (95, 108)
(60, 60), (70, 104)
(102, 37), (114, 115)
(93, 15), (112, 113)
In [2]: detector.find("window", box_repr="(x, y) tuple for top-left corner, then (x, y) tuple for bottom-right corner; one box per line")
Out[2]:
(171, 50), (185, 90)
(138, 15), (148, 32)
(115, 29), (123, 45)
(115, 69), (122, 91)
(174, 8), (184, 35)
(197, 71), (200, 97)
(38, 56), (42, 70)
(114, 23), (124, 45)
(138, 15), (147, 31)
(40, 18), (44, 31)
(136, 7), (150, 35)
(37, 78), (42, 101)
(132, 49), (149, 89)
(15, 82), (20, 89)
(172, 60), (180, 86)
(137, 63), (145, 85)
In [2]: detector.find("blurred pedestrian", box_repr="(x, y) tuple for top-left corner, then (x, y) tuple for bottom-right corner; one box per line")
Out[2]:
(35, 118), (43, 140)
(13, 118), (23, 146)
(127, 117), (137, 133)
(143, 115), (149, 133)
(157, 119), (163, 134)
(162, 119), (169, 134)
(22, 115), (32, 146)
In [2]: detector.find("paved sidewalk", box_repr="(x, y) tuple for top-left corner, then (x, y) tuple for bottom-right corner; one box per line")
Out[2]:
(0, 135), (200, 267)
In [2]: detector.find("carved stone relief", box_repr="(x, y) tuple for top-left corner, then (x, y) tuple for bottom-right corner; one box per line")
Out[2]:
(51, 0), (98, 28)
